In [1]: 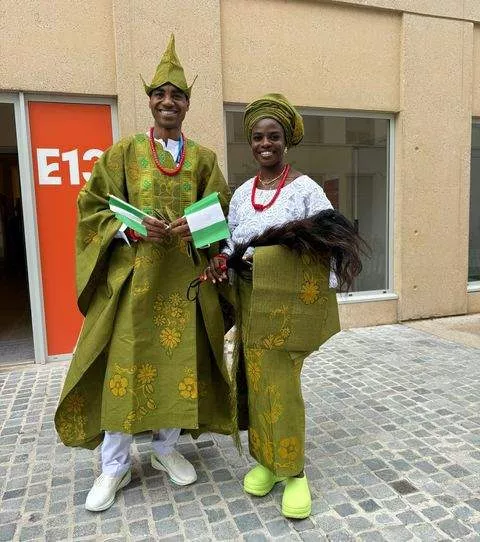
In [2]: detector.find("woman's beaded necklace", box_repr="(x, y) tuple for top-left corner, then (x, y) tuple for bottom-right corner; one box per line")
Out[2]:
(258, 167), (286, 186)
(149, 127), (186, 176)
(251, 164), (290, 212)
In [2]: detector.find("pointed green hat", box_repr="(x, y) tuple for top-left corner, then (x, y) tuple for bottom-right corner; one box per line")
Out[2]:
(141, 34), (196, 97)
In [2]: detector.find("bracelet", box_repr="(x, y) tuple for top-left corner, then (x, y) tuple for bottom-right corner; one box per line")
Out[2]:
(214, 253), (228, 272)
(126, 228), (142, 242)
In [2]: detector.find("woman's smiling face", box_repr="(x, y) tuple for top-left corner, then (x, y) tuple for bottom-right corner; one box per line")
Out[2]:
(250, 118), (286, 168)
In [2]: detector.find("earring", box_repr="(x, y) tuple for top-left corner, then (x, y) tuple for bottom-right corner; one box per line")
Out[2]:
(284, 148), (288, 154)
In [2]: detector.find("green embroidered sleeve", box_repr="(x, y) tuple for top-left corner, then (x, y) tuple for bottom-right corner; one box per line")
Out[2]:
(76, 138), (132, 315)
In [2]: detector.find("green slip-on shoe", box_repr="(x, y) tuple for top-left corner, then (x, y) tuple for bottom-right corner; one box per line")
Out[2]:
(243, 464), (286, 497)
(281, 475), (311, 519)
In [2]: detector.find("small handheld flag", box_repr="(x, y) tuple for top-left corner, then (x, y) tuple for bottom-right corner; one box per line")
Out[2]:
(184, 192), (230, 249)
(108, 195), (150, 236)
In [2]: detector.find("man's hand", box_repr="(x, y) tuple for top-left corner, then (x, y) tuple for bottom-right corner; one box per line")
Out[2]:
(169, 216), (192, 242)
(142, 216), (170, 243)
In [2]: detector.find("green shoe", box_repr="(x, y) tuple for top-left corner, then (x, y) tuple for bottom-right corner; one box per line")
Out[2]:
(281, 475), (311, 519)
(243, 464), (286, 497)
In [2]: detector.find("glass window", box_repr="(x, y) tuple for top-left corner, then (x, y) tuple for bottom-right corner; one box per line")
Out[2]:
(469, 122), (480, 283)
(225, 110), (391, 293)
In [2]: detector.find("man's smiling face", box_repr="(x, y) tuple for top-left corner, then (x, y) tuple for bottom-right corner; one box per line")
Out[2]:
(149, 83), (189, 131)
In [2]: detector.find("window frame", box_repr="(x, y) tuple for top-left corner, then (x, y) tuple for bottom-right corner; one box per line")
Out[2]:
(468, 118), (480, 292)
(223, 104), (396, 301)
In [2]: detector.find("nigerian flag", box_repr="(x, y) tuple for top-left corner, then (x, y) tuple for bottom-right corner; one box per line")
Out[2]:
(184, 192), (230, 249)
(108, 194), (149, 236)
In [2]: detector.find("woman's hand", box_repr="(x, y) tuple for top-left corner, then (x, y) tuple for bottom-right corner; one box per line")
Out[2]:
(142, 216), (170, 243)
(202, 254), (228, 284)
(169, 216), (192, 242)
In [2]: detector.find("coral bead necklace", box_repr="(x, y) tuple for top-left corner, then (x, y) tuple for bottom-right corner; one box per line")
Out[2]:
(149, 127), (186, 176)
(251, 164), (290, 211)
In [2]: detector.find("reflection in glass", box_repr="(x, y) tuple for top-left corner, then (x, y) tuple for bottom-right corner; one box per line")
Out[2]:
(469, 123), (480, 282)
(225, 111), (390, 293)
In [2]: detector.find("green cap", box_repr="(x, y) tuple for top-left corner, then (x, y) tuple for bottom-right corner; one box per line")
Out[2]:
(141, 34), (196, 98)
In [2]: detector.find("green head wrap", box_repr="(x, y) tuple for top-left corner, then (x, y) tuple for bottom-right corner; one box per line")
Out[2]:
(243, 93), (304, 147)
(141, 34), (197, 98)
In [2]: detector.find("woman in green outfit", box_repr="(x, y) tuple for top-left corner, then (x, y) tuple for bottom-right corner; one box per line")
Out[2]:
(207, 94), (364, 519)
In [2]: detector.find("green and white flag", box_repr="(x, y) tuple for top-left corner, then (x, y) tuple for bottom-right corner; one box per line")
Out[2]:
(108, 194), (150, 236)
(184, 192), (230, 249)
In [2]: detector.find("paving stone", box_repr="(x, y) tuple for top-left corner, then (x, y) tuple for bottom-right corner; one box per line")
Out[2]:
(206, 507), (227, 523)
(292, 518), (315, 532)
(409, 523), (444, 541)
(72, 523), (97, 538)
(396, 510), (422, 525)
(0, 524), (17, 542)
(18, 525), (44, 541)
(211, 520), (240, 540)
(45, 527), (70, 541)
(266, 518), (291, 537)
(201, 494), (221, 507)
(178, 502), (203, 520)
(380, 525), (414, 541)
(227, 498), (253, 515)
(101, 520), (124, 535)
(233, 512), (262, 532)
(357, 531), (388, 542)
(243, 533), (270, 542)
(155, 518), (180, 537)
(325, 530), (356, 541)
(212, 468), (233, 482)
(173, 489), (195, 503)
(359, 499), (380, 513)
(437, 518), (472, 538)
(346, 516), (373, 533)
(334, 503), (357, 517)
(466, 497), (480, 511)
(152, 503), (174, 521)
(127, 519), (150, 538)
(316, 514), (343, 533)
(389, 480), (418, 495)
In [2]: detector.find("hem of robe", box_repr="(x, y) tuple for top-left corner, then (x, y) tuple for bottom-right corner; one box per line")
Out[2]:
(62, 423), (234, 450)
(251, 449), (306, 478)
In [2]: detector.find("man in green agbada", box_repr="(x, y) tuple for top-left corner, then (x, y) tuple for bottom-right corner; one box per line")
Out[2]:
(54, 34), (232, 512)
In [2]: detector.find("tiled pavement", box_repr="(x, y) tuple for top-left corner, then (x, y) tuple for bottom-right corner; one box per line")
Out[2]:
(0, 324), (479, 542)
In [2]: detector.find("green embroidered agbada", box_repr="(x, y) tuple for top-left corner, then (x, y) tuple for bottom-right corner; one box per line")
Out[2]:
(55, 134), (232, 450)
(235, 246), (340, 477)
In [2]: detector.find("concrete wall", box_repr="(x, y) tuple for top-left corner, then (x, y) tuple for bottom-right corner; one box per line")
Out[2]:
(221, 0), (400, 111)
(0, 1), (116, 95)
(0, 0), (478, 328)
(396, 15), (472, 320)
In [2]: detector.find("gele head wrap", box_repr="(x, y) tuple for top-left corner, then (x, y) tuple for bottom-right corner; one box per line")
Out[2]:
(243, 93), (304, 147)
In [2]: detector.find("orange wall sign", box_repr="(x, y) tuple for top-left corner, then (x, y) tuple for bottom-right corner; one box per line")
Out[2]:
(29, 102), (113, 356)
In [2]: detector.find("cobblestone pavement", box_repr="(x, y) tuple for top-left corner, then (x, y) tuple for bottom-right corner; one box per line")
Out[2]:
(1, 324), (479, 542)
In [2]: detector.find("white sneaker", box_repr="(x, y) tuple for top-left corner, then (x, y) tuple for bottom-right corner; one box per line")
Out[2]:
(151, 449), (197, 486)
(85, 470), (131, 512)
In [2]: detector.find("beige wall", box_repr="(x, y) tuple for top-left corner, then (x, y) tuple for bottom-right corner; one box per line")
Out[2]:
(325, 0), (480, 22)
(0, 1), (116, 95)
(396, 14), (472, 320)
(221, 0), (400, 112)
(339, 299), (398, 328)
(468, 291), (480, 313)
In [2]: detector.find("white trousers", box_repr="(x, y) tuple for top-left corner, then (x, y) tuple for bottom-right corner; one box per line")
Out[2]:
(101, 428), (181, 476)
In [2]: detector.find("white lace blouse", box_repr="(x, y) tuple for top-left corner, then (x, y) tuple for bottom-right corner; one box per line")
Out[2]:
(224, 175), (338, 288)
